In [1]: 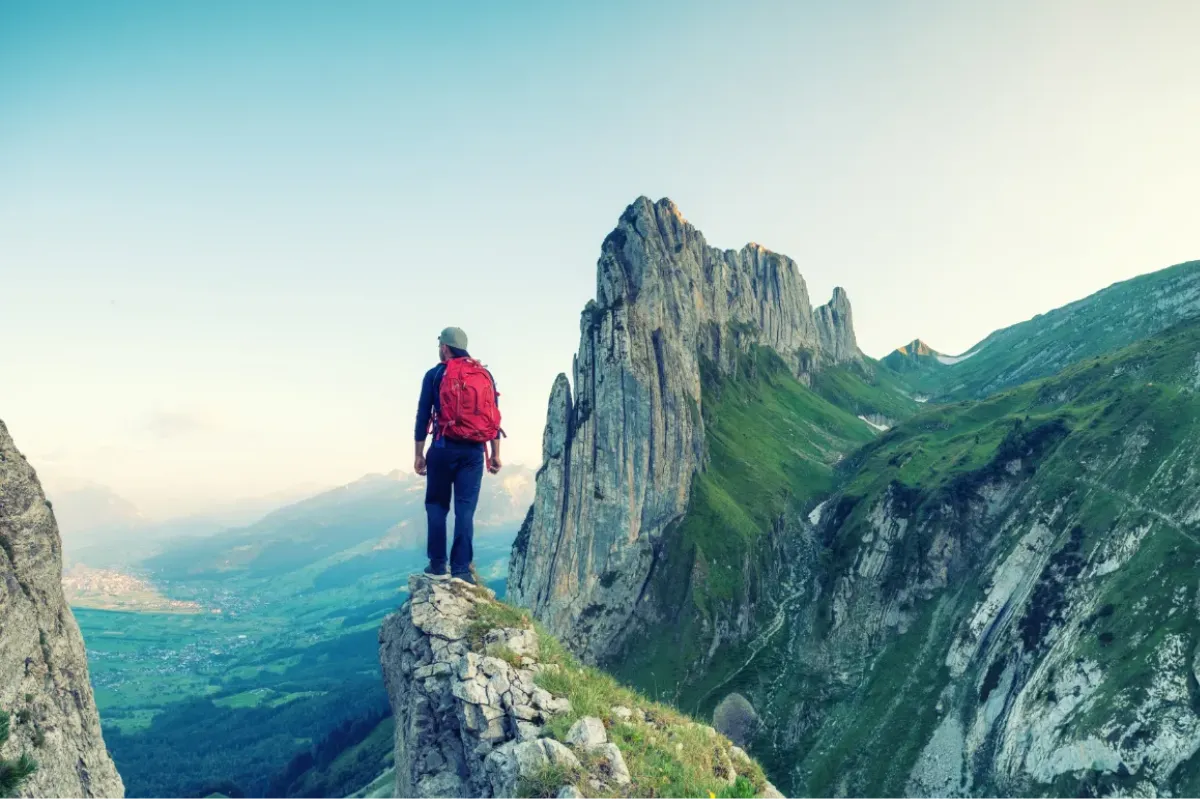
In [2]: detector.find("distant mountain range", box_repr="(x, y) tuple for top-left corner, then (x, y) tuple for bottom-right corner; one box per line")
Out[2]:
(141, 466), (534, 587)
(45, 479), (327, 569)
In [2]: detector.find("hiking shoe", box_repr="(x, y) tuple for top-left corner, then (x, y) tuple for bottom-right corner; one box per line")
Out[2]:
(424, 562), (448, 579)
(451, 570), (477, 586)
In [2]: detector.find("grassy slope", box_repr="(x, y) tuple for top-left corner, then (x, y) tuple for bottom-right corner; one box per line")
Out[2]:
(790, 316), (1200, 795)
(608, 346), (919, 707)
(458, 592), (771, 799)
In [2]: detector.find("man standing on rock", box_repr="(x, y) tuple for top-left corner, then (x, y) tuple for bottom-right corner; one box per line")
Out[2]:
(414, 326), (504, 584)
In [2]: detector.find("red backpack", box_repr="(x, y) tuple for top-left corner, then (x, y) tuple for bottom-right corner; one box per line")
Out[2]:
(435, 357), (503, 443)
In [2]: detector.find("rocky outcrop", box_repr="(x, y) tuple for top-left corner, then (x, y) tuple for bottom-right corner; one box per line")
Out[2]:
(378, 576), (562, 798)
(0, 420), (124, 798)
(508, 196), (860, 663)
(379, 574), (781, 798)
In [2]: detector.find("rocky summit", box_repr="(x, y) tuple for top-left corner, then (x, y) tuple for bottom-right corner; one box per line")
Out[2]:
(378, 574), (783, 798)
(0, 420), (124, 798)
(508, 196), (860, 664)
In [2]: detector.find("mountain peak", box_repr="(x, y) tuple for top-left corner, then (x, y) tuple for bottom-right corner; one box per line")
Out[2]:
(895, 338), (939, 358)
(509, 198), (861, 661)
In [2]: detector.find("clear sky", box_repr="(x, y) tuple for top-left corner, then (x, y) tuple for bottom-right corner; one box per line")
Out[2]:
(2, 0), (1197, 518)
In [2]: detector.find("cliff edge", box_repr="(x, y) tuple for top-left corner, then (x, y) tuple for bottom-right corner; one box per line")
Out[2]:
(0, 420), (124, 798)
(379, 574), (781, 798)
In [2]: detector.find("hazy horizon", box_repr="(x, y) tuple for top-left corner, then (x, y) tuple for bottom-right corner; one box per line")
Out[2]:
(3, 0), (1198, 517)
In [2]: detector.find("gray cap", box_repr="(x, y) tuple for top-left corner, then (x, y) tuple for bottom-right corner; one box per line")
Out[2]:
(438, 326), (469, 350)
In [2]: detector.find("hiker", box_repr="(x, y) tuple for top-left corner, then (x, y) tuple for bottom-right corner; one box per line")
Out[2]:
(414, 326), (504, 584)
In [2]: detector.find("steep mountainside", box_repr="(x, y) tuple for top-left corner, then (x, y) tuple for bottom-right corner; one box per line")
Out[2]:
(506, 200), (1200, 797)
(725, 316), (1200, 796)
(897, 259), (1200, 400)
(0, 420), (124, 798)
(508, 197), (873, 665)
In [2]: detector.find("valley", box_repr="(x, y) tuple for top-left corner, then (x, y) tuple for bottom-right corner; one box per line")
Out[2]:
(67, 468), (532, 798)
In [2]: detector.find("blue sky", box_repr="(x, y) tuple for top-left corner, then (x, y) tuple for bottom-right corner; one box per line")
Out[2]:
(2, 0), (1197, 516)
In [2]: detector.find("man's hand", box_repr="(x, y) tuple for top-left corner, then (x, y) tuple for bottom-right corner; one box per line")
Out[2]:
(414, 441), (427, 477)
(487, 454), (502, 474)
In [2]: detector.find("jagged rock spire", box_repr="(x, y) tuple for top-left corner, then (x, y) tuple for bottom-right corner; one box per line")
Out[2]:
(507, 197), (860, 662)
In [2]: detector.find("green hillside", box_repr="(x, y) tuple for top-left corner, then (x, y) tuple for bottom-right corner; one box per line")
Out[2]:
(608, 345), (919, 701)
(701, 316), (1200, 795)
(899, 259), (1200, 400)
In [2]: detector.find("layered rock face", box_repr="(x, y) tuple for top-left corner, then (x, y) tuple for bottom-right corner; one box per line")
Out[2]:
(508, 197), (859, 662)
(0, 420), (124, 798)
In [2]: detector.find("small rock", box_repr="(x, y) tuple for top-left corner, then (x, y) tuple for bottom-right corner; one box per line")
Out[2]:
(458, 652), (480, 680)
(481, 656), (509, 677)
(594, 743), (631, 786)
(546, 696), (573, 715)
(451, 677), (490, 705)
(611, 706), (633, 721)
(509, 738), (581, 776)
(566, 716), (607, 749)
(489, 671), (512, 699)
(484, 739), (583, 791)
(516, 721), (542, 742)
(556, 787), (584, 799)
(633, 708), (646, 723)
(532, 688), (555, 709)
(512, 704), (543, 722)
(413, 661), (452, 679)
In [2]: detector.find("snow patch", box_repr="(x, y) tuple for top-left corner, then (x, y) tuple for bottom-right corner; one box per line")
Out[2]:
(936, 350), (979, 366)
(808, 500), (828, 526)
(858, 415), (891, 432)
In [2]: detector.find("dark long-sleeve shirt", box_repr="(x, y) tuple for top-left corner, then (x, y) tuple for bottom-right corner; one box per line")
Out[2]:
(414, 362), (500, 442)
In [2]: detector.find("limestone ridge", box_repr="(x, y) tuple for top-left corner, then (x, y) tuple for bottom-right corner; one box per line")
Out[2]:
(0, 420), (124, 798)
(378, 575), (781, 798)
(508, 196), (860, 662)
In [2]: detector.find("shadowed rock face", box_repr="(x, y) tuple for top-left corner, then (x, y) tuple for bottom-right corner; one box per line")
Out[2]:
(0, 420), (124, 798)
(507, 197), (859, 663)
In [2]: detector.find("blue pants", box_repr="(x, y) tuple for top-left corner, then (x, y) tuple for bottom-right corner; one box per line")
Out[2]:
(425, 438), (484, 574)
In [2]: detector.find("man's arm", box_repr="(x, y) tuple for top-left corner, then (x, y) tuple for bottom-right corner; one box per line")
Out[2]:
(487, 370), (502, 474)
(414, 369), (436, 475)
(487, 437), (502, 474)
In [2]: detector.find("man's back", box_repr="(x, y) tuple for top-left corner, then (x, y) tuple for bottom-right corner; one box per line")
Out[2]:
(414, 328), (504, 584)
